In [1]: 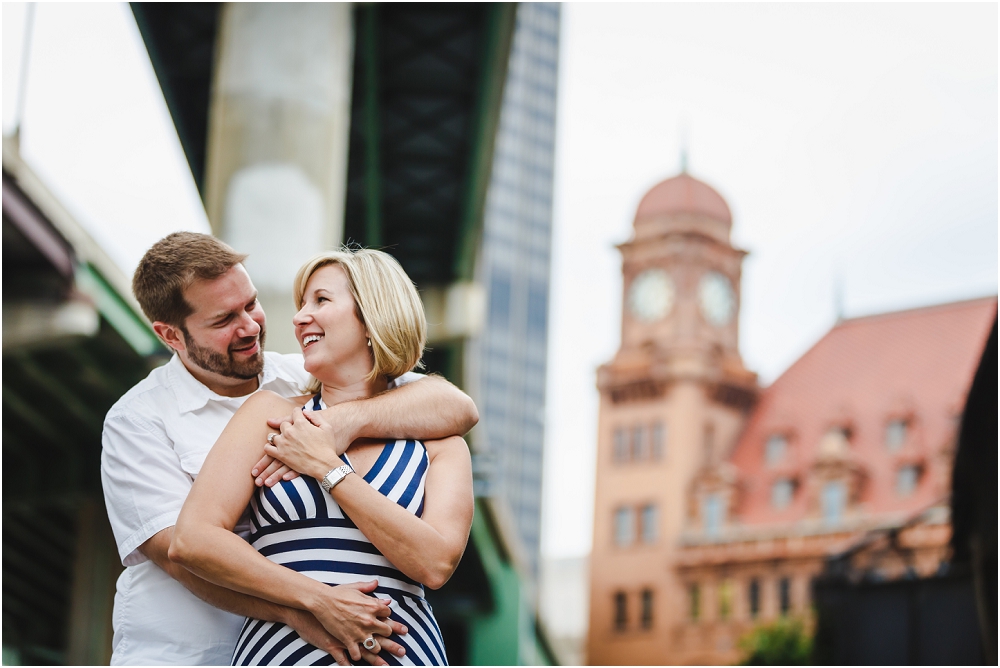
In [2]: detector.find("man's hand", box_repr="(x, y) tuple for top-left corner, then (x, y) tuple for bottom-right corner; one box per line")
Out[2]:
(284, 607), (407, 666)
(307, 580), (407, 662)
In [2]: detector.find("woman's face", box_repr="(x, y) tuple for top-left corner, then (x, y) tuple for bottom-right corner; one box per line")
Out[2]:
(293, 264), (371, 379)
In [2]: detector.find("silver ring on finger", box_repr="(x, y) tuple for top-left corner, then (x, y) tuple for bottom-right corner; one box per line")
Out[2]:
(267, 432), (276, 445)
(363, 636), (377, 651)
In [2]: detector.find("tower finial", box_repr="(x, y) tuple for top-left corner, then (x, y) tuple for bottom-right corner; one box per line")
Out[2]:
(679, 120), (689, 174)
(834, 274), (845, 322)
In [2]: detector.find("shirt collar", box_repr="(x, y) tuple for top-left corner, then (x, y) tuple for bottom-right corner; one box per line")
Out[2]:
(167, 354), (269, 414)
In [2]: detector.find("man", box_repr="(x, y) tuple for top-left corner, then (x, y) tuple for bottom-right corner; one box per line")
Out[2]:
(101, 232), (478, 665)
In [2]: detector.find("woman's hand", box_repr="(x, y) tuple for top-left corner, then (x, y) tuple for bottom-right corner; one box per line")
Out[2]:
(264, 408), (343, 480)
(250, 451), (299, 487)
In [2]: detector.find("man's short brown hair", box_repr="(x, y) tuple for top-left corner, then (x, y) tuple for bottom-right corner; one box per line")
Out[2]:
(133, 232), (248, 326)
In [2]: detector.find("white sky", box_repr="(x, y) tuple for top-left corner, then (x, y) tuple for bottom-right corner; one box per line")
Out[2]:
(4, 3), (996, 560)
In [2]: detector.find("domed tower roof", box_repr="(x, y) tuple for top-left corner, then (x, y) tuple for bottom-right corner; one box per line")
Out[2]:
(635, 173), (731, 224)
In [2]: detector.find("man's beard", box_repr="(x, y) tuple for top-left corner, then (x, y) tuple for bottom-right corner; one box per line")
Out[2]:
(182, 326), (266, 380)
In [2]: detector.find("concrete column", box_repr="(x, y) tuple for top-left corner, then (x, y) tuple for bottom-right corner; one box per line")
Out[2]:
(205, 3), (354, 353)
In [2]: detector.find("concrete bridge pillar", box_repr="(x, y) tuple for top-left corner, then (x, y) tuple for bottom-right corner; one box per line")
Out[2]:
(204, 3), (353, 353)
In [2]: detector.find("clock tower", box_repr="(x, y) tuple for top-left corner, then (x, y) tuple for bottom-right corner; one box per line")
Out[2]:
(587, 172), (757, 664)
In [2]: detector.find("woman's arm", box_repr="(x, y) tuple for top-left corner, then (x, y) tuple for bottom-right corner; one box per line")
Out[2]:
(264, 409), (475, 589)
(254, 375), (478, 487)
(169, 391), (400, 662)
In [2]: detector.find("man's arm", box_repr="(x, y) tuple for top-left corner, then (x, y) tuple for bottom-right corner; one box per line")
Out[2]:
(143, 525), (405, 665)
(336, 373), (479, 443)
(257, 374), (478, 486)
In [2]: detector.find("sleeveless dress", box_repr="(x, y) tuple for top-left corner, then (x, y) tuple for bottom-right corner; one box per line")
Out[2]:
(232, 395), (448, 666)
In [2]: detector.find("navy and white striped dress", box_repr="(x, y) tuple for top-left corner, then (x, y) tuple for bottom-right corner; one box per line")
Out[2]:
(233, 395), (448, 666)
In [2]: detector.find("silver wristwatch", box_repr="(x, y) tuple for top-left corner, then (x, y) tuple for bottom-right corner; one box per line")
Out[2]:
(320, 465), (353, 493)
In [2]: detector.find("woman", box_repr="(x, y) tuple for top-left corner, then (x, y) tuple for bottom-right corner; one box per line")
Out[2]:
(170, 249), (474, 666)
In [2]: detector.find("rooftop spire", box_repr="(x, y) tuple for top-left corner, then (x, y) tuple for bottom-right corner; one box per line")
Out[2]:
(679, 121), (689, 174)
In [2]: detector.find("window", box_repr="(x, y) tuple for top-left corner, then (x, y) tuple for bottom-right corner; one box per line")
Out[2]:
(748, 578), (761, 619)
(651, 422), (666, 461)
(821, 480), (846, 527)
(719, 580), (733, 621)
(885, 419), (907, 451)
(614, 507), (635, 546)
(689, 583), (701, 621)
(640, 589), (654, 629)
(632, 425), (646, 461)
(702, 493), (725, 538)
(614, 591), (627, 631)
(613, 428), (629, 463)
(771, 479), (794, 509)
(488, 270), (511, 329)
(640, 504), (658, 544)
(896, 465), (919, 496)
(527, 281), (548, 335)
(819, 427), (851, 457)
(765, 434), (787, 465)
(778, 577), (791, 616)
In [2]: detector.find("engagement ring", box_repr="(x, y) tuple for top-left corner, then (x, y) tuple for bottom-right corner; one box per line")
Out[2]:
(363, 637), (377, 651)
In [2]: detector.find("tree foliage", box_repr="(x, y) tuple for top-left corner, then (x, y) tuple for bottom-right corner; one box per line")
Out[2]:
(738, 617), (813, 665)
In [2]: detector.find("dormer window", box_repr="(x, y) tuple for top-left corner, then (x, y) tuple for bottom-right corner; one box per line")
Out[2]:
(896, 465), (919, 496)
(702, 493), (725, 538)
(765, 434), (787, 466)
(885, 419), (908, 451)
(771, 478), (795, 509)
(819, 427), (850, 458)
(821, 480), (847, 526)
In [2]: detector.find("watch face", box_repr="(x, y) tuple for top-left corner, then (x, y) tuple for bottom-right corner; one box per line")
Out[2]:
(699, 271), (735, 326)
(628, 269), (675, 322)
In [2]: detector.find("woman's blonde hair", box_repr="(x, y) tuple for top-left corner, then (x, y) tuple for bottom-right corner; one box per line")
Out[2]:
(293, 248), (426, 390)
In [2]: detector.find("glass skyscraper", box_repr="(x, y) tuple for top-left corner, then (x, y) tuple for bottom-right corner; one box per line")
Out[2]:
(471, 2), (560, 584)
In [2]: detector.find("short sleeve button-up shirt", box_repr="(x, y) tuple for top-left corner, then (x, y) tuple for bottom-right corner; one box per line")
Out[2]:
(101, 352), (419, 665)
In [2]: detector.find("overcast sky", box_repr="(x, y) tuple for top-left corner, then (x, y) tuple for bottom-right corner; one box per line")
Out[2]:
(4, 3), (996, 560)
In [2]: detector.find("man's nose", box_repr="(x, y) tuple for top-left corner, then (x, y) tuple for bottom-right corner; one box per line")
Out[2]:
(237, 311), (261, 338)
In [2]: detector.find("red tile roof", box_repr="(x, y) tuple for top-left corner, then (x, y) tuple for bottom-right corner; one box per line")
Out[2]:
(730, 296), (997, 527)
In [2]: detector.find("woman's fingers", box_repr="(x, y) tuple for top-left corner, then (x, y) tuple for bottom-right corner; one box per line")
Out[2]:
(378, 636), (407, 658)
(265, 464), (299, 487)
(256, 458), (285, 486)
(387, 619), (408, 637)
(360, 649), (389, 667)
(330, 647), (351, 667)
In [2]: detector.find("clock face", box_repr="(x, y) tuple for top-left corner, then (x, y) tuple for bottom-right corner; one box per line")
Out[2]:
(699, 271), (735, 326)
(628, 269), (675, 322)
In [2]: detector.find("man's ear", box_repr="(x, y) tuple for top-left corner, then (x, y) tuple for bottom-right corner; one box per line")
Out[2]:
(152, 321), (186, 353)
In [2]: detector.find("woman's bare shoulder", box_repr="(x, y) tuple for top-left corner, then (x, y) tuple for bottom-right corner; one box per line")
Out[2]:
(423, 435), (470, 461)
(236, 390), (310, 418)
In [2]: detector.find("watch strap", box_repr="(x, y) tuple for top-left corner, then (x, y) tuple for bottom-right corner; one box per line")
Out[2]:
(320, 464), (353, 493)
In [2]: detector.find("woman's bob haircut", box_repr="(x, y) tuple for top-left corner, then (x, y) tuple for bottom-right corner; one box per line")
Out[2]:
(293, 248), (426, 389)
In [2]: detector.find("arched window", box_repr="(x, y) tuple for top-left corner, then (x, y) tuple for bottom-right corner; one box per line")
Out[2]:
(702, 493), (725, 538)
(821, 480), (847, 526)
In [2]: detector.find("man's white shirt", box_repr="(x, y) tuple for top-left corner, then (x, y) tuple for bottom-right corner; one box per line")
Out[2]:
(101, 352), (419, 666)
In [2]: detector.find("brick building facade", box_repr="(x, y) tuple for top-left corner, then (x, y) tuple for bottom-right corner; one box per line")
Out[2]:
(586, 171), (996, 664)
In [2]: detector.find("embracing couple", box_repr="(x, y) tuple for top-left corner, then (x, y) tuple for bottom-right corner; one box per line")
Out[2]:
(101, 232), (478, 666)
